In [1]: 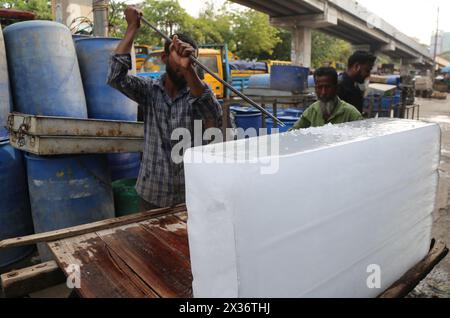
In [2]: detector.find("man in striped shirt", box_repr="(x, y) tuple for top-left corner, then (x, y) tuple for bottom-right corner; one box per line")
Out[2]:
(107, 6), (222, 210)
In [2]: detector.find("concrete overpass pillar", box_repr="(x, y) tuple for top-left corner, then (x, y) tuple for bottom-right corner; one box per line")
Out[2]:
(399, 58), (411, 76)
(291, 26), (312, 67)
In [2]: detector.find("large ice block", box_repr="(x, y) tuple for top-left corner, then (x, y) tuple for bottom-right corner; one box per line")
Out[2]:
(184, 119), (441, 298)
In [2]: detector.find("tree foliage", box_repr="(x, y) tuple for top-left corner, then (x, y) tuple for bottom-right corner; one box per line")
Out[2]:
(311, 30), (352, 69)
(0, 0), (52, 20)
(441, 52), (450, 61)
(3, 0), (355, 66)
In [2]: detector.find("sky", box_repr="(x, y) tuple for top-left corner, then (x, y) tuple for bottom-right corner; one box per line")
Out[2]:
(176, 0), (448, 45)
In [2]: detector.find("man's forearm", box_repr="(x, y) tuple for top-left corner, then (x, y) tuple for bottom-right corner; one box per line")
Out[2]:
(115, 26), (139, 54)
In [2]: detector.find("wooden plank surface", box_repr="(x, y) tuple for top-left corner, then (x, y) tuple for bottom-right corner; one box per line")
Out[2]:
(1, 261), (66, 298)
(49, 232), (159, 298)
(0, 204), (187, 249)
(140, 215), (190, 259)
(48, 209), (193, 298)
(378, 239), (449, 298)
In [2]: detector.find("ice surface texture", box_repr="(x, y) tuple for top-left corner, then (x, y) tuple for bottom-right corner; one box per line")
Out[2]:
(184, 119), (441, 298)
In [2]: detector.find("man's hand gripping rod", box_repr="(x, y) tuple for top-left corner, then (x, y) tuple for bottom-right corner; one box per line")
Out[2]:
(140, 16), (286, 127)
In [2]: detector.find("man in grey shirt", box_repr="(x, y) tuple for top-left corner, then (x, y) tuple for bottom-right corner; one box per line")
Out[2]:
(107, 6), (222, 210)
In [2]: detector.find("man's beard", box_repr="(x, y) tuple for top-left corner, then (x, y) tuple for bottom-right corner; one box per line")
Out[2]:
(355, 73), (366, 84)
(319, 98), (338, 117)
(166, 65), (187, 89)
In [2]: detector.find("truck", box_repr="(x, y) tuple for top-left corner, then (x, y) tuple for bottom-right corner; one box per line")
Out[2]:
(134, 44), (152, 71)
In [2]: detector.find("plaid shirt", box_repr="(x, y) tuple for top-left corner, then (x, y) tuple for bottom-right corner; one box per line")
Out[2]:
(107, 54), (222, 207)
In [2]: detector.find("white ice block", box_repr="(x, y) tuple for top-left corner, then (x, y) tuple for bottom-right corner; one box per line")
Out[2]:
(184, 119), (441, 298)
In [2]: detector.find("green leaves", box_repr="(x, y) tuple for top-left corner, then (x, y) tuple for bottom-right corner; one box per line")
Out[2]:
(231, 9), (280, 60)
(0, 0), (52, 20)
(1, 0), (362, 67)
(311, 30), (352, 69)
(109, 0), (282, 60)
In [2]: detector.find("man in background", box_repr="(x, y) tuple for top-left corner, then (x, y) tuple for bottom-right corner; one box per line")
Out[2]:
(291, 67), (362, 129)
(337, 51), (377, 114)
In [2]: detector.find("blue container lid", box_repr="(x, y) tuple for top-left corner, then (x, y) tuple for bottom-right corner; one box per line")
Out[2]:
(308, 75), (315, 87)
(234, 113), (262, 118)
(3, 20), (69, 33)
(230, 106), (287, 115)
(284, 108), (304, 117)
(72, 34), (91, 40)
(230, 106), (261, 115)
(265, 108), (285, 115)
(266, 116), (299, 123)
(74, 36), (121, 43)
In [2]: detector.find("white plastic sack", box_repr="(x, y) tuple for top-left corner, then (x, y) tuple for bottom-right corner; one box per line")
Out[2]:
(184, 119), (441, 298)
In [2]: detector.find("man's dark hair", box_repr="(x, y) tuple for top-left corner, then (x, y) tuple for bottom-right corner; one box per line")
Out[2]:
(348, 51), (376, 68)
(314, 67), (338, 85)
(164, 33), (198, 54)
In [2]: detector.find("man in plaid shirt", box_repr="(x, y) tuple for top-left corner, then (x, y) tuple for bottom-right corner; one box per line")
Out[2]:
(107, 6), (222, 210)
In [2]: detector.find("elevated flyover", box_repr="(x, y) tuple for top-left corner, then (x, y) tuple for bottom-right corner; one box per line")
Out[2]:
(231, 0), (432, 68)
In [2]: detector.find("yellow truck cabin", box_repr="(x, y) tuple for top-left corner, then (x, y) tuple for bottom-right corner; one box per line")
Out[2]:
(134, 45), (152, 71)
(139, 48), (225, 98)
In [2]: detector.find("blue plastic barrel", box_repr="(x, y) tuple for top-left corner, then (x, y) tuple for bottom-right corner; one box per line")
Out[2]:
(25, 154), (115, 260)
(74, 37), (138, 121)
(3, 21), (87, 117)
(386, 75), (401, 86)
(234, 113), (262, 132)
(0, 140), (34, 267)
(247, 74), (270, 89)
(284, 108), (304, 118)
(265, 107), (285, 117)
(230, 106), (261, 115)
(270, 65), (309, 93)
(108, 152), (141, 181)
(0, 26), (12, 140)
(74, 38), (140, 185)
(266, 116), (298, 134)
(308, 75), (315, 88)
(394, 92), (401, 105)
(381, 96), (393, 110)
(230, 106), (262, 132)
(72, 34), (91, 40)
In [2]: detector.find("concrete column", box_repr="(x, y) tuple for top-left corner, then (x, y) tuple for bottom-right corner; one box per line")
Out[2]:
(291, 26), (312, 67)
(51, 0), (93, 31)
(93, 0), (109, 37)
(399, 58), (411, 77)
(52, 0), (63, 23)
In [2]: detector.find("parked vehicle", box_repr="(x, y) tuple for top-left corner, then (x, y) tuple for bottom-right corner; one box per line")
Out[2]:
(134, 45), (152, 71)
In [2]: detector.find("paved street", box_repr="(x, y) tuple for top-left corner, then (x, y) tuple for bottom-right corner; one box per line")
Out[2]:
(407, 97), (450, 298)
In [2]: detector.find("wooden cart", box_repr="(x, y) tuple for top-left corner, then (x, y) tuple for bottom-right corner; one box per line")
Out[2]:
(1, 205), (448, 298)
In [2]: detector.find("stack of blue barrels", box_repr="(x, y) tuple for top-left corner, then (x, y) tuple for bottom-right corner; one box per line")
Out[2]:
(0, 25), (35, 268)
(266, 108), (302, 134)
(365, 91), (402, 117)
(3, 21), (116, 261)
(0, 25), (11, 140)
(73, 37), (142, 216)
(265, 116), (299, 134)
(73, 37), (141, 182)
(230, 106), (301, 135)
(363, 75), (403, 117)
(231, 106), (263, 133)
